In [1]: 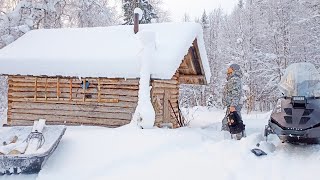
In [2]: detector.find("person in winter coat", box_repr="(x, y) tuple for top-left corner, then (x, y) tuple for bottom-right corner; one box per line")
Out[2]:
(221, 64), (245, 139)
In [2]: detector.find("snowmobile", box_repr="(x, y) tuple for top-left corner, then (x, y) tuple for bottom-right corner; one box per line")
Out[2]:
(252, 62), (320, 156)
(265, 62), (320, 144)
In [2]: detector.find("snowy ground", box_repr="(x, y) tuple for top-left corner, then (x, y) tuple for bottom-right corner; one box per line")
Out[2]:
(2, 107), (320, 180)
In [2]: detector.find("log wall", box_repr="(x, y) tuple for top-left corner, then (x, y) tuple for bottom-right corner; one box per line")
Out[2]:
(7, 75), (181, 128)
(151, 72), (180, 128)
(8, 76), (139, 127)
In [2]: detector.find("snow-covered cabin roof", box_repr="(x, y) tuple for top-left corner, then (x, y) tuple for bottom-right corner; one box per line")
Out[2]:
(0, 22), (211, 83)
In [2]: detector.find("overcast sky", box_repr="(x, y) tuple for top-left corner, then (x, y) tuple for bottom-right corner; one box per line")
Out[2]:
(161, 0), (237, 22)
(110, 0), (238, 22)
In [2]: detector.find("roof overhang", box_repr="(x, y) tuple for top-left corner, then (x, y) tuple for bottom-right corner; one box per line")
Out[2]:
(177, 39), (207, 85)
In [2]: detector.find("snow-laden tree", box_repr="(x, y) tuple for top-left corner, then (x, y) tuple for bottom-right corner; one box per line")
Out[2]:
(0, 0), (120, 48)
(180, 0), (320, 111)
(149, 0), (170, 23)
(201, 10), (209, 29)
(64, 0), (119, 28)
(182, 12), (191, 22)
(0, 0), (66, 48)
(122, 0), (157, 25)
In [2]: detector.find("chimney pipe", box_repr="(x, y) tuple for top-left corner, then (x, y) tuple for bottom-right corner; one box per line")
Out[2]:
(134, 13), (139, 34)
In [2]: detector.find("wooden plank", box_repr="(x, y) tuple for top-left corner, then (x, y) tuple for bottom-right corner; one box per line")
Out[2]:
(9, 87), (139, 96)
(9, 77), (139, 86)
(155, 116), (163, 123)
(7, 98), (12, 125)
(151, 88), (178, 95)
(10, 109), (133, 120)
(163, 89), (170, 123)
(9, 119), (130, 127)
(45, 78), (48, 100)
(9, 98), (137, 107)
(8, 114), (131, 125)
(83, 79), (86, 102)
(179, 75), (206, 85)
(69, 79), (72, 101)
(10, 102), (136, 113)
(172, 71), (179, 80)
(57, 77), (60, 100)
(193, 39), (207, 83)
(152, 83), (178, 89)
(9, 82), (140, 90)
(9, 92), (138, 102)
(98, 78), (101, 103)
(179, 75), (204, 79)
(15, 98), (119, 103)
(152, 80), (178, 85)
(34, 77), (37, 101)
(186, 50), (198, 74)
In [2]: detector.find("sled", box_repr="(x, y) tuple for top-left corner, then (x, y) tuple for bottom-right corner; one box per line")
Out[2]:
(0, 125), (66, 175)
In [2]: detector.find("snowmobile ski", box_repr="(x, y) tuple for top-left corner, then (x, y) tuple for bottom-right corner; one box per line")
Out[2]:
(251, 148), (267, 156)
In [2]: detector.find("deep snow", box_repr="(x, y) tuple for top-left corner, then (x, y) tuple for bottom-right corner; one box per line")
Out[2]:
(1, 107), (320, 180)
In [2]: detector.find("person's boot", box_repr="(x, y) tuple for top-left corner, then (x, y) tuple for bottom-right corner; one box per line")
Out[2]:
(234, 130), (246, 140)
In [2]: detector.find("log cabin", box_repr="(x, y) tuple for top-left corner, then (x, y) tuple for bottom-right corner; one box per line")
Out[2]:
(0, 22), (211, 128)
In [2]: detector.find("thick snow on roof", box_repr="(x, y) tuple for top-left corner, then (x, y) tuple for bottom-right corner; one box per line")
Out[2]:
(0, 22), (211, 82)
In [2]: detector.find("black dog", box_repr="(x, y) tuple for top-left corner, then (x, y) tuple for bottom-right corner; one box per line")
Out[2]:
(227, 112), (245, 134)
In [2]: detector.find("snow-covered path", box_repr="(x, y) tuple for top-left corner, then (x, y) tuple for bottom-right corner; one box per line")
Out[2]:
(2, 107), (320, 180)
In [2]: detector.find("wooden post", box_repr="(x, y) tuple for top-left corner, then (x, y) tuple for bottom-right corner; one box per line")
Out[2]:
(57, 77), (60, 100)
(83, 79), (86, 102)
(163, 89), (170, 123)
(34, 77), (37, 101)
(98, 78), (101, 103)
(45, 78), (48, 101)
(69, 79), (73, 101)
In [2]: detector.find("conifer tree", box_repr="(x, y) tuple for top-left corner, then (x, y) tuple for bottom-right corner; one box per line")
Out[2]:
(123, 0), (157, 25)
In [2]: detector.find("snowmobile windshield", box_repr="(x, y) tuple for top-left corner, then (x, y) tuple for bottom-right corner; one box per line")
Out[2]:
(279, 63), (320, 97)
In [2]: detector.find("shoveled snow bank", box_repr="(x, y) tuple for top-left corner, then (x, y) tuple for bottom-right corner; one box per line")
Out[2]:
(3, 108), (320, 180)
(0, 23), (211, 83)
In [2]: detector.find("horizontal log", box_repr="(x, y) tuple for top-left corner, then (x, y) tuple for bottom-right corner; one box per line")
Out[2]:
(152, 80), (178, 85)
(153, 95), (179, 101)
(9, 82), (139, 90)
(9, 98), (138, 108)
(179, 75), (206, 85)
(9, 102), (136, 113)
(179, 74), (205, 79)
(9, 97), (119, 103)
(10, 109), (132, 120)
(9, 119), (130, 127)
(151, 88), (179, 95)
(9, 77), (139, 85)
(9, 92), (139, 102)
(152, 83), (178, 89)
(9, 87), (139, 96)
(8, 113), (131, 124)
(155, 115), (176, 122)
